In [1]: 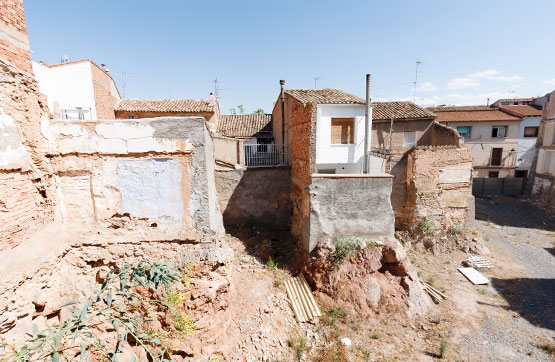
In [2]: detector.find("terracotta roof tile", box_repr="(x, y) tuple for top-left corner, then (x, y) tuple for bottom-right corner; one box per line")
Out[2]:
(373, 101), (435, 121)
(431, 106), (521, 122)
(285, 89), (365, 105)
(499, 104), (542, 117)
(217, 114), (272, 138)
(116, 98), (216, 113)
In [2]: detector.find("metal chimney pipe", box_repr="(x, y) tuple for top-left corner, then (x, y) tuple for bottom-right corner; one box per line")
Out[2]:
(280, 80), (285, 163)
(364, 74), (371, 173)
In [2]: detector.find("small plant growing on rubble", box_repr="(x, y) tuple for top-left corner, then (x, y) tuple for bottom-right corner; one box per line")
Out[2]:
(371, 331), (380, 339)
(165, 290), (186, 307)
(420, 217), (437, 235)
(324, 307), (347, 326)
(0, 259), (189, 362)
(266, 256), (277, 271)
(427, 276), (435, 287)
(449, 223), (463, 234)
(288, 336), (311, 360)
(439, 338), (447, 358)
(332, 236), (363, 268)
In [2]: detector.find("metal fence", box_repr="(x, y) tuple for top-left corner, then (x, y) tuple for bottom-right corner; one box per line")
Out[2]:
(472, 177), (524, 197)
(244, 143), (289, 167)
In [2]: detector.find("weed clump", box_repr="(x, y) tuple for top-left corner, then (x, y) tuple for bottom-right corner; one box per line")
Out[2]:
(440, 338), (447, 358)
(266, 256), (277, 271)
(323, 307), (347, 325)
(420, 217), (436, 235)
(332, 235), (364, 268)
(449, 223), (463, 234)
(288, 336), (311, 360)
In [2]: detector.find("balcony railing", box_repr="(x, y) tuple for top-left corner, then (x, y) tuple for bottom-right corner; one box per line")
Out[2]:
(244, 143), (289, 167)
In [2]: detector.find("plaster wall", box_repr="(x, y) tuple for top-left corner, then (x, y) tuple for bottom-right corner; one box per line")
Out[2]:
(517, 116), (541, 170)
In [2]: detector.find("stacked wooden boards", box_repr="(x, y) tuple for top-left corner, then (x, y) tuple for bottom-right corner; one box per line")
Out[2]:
(284, 274), (322, 322)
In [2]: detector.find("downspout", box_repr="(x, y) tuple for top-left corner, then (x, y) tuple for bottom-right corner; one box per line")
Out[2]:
(364, 74), (371, 173)
(280, 80), (285, 164)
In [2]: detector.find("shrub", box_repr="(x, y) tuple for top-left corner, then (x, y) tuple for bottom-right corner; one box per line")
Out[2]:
(420, 217), (436, 235)
(332, 236), (364, 268)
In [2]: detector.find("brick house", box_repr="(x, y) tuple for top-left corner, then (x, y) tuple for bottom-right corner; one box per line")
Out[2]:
(432, 106), (521, 178)
(115, 96), (219, 132)
(33, 59), (121, 120)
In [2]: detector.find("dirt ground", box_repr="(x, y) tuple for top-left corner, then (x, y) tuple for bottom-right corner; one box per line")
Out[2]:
(223, 196), (555, 361)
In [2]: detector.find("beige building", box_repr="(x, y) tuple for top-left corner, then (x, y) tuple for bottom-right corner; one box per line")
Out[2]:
(532, 90), (555, 204)
(433, 106), (521, 178)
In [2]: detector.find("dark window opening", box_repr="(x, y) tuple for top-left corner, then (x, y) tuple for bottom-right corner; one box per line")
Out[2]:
(490, 148), (503, 166)
(488, 171), (499, 178)
(523, 127), (538, 137)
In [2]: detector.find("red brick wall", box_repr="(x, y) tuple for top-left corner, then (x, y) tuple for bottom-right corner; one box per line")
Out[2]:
(0, 0), (33, 74)
(0, 171), (41, 251)
(91, 62), (117, 119)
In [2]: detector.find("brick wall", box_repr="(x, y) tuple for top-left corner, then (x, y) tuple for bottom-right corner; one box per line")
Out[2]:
(0, 0), (32, 74)
(90, 62), (117, 119)
(0, 171), (41, 251)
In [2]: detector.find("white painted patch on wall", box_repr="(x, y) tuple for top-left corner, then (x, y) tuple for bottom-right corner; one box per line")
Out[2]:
(116, 159), (184, 223)
(0, 107), (31, 170)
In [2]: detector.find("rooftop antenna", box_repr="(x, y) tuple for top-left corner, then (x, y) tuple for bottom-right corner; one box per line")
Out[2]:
(413, 60), (424, 103)
(206, 77), (228, 102)
(314, 77), (321, 89)
(121, 71), (135, 98)
(61, 54), (70, 63)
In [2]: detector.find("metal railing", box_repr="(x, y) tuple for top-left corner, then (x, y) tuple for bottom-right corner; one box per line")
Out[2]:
(61, 107), (92, 120)
(244, 143), (289, 167)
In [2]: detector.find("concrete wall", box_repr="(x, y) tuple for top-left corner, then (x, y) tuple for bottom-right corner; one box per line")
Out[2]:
(213, 136), (244, 165)
(115, 110), (218, 132)
(215, 167), (292, 229)
(306, 174), (395, 253)
(315, 104), (367, 164)
(45, 117), (224, 234)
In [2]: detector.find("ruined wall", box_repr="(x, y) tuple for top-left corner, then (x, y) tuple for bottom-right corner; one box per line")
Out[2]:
(215, 167), (292, 229)
(44, 117), (224, 234)
(399, 147), (473, 230)
(213, 136), (244, 165)
(0, 0), (53, 251)
(307, 174), (395, 253)
(115, 110), (217, 131)
(417, 121), (463, 147)
(372, 119), (434, 155)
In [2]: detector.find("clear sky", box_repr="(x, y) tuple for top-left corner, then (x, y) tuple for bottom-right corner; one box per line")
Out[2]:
(25, 0), (555, 114)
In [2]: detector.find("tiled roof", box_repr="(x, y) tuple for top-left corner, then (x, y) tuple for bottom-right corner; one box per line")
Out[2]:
(373, 101), (435, 121)
(285, 89), (365, 105)
(431, 106), (521, 122)
(499, 104), (542, 117)
(217, 114), (272, 138)
(116, 98), (217, 113)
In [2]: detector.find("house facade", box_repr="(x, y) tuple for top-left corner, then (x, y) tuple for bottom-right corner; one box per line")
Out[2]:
(532, 90), (555, 204)
(32, 59), (121, 120)
(433, 106), (521, 178)
(115, 96), (219, 132)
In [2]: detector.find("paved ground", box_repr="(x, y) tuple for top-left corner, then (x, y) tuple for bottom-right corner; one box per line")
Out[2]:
(458, 197), (555, 361)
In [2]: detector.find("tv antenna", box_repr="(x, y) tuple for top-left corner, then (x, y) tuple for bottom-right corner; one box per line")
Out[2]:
(412, 60), (424, 103)
(206, 77), (228, 102)
(121, 71), (135, 98)
(314, 77), (321, 89)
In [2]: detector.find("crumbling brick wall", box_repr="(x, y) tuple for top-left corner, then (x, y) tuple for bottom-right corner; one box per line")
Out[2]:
(0, 0), (53, 251)
(400, 147), (473, 231)
(90, 62), (118, 119)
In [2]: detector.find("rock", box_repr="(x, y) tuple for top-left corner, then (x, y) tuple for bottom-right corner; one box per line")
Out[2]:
(401, 272), (431, 318)
(362, 276), (381, 309)
(340, 337), (352, 347)
(388, 258), (411, 277)
(0, 312), (17, 334)
(382, 240), (407, 263)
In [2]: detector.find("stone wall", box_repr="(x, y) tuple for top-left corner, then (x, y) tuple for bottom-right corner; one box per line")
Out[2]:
(307, 174), (395, 253)
(215, 167), (292, 229)
(398, 147), (473, 230)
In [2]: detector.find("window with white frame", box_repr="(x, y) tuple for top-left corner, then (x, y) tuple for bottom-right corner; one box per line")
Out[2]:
(403, 131), (417, 147)
(492, 126), (507, 138)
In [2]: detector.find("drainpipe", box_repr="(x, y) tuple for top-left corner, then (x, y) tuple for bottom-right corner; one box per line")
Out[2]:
(364, 74), (371, 173)
(280, 80), (285, 164)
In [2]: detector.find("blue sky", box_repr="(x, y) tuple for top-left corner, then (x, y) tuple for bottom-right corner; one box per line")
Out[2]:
(25, 0), (555, 114)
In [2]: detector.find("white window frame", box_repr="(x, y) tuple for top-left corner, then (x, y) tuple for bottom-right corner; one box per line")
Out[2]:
(492, 125), (507, 138)
(457, 126), (471, 139)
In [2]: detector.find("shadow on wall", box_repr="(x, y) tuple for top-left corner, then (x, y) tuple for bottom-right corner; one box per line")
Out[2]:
(474, 197), (555, 232)
(488, 277), (555, 331)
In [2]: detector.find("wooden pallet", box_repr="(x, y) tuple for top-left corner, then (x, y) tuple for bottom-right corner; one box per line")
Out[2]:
(284, 274), (322, 323)
(467, 255), (494, 269)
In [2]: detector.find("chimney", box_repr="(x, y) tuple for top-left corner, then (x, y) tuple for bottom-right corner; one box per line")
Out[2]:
(209, 92), (216, 104)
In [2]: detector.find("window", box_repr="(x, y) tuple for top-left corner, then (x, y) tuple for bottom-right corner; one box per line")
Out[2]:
(403, 131), (417, 147)
(331, 118), (354, 144)
(490, 148), (503, 166)
(457, 126), (471, 139)
(488, 171), (499, 178)
(492, 126), (507, 138)
(128, 115), (137, 119)
(523, 126), (539, 137)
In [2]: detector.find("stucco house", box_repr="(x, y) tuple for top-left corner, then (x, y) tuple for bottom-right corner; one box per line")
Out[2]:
(496, 104), (542, 177)
(115, 96), (219, 132)
(433, 106), (521, 178)
(33, 59), (121, 120)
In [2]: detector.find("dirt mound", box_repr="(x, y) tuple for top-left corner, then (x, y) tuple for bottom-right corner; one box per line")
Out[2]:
(302, 239), (431, 318)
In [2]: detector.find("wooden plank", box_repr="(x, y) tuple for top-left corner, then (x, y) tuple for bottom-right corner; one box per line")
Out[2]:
(458, 267), (488, 285)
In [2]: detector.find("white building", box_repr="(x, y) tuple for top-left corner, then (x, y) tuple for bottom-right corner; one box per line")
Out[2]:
(498, 104), (542, 177)
(32, 59), (121, 120)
